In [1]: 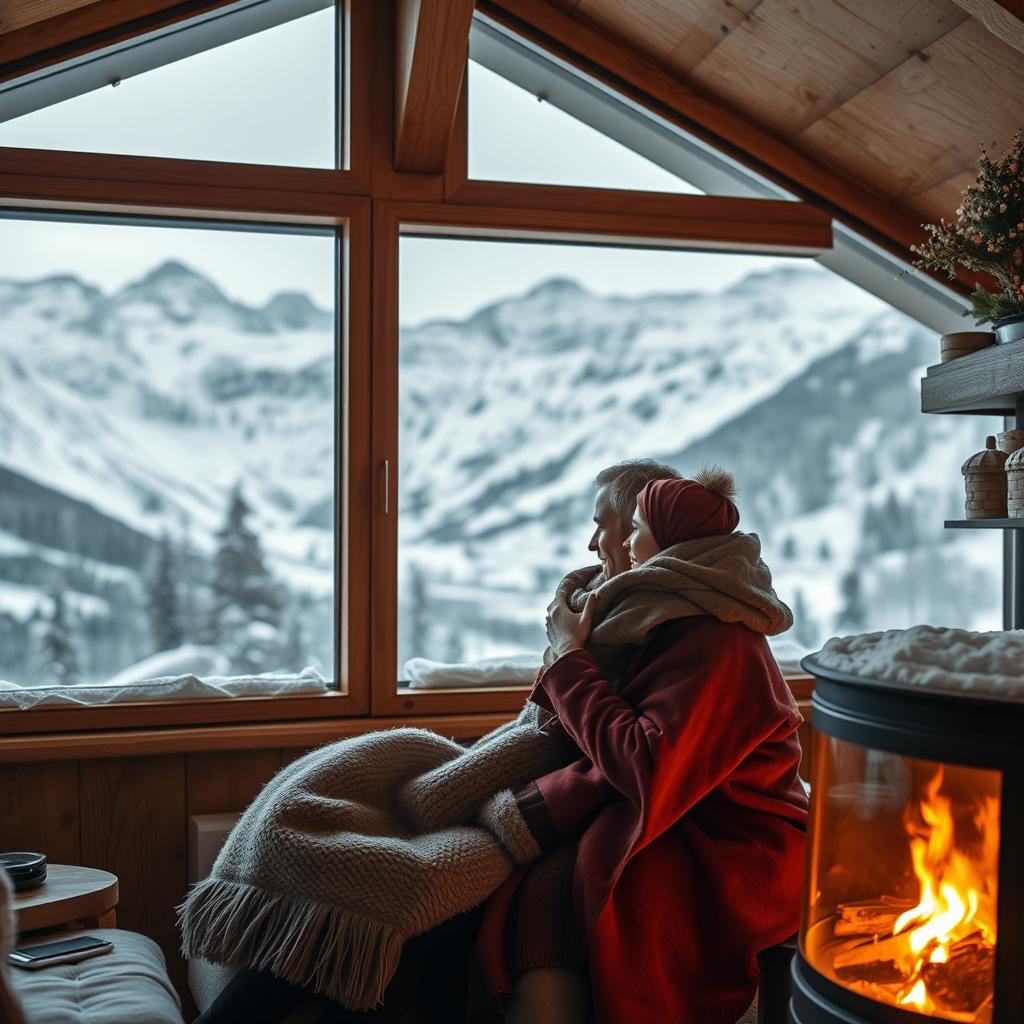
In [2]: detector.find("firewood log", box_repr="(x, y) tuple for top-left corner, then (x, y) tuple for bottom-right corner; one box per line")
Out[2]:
(833, 932), (911, 971)
(834, 901), (904, 937)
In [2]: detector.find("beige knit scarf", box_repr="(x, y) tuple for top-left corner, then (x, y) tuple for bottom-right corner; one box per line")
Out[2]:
(544, 531), (793, 689)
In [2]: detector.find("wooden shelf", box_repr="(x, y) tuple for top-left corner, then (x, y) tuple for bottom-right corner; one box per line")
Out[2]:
(945, 519), (1024, 529)
(921, 340), (1024, 416)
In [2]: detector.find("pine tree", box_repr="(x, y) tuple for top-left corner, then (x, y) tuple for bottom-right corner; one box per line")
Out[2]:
(146, 532), (184, 653)
(38, 586), (81, 685)
(206, 485), (283, 673)
(835, 569), (868, 633)
(178, 515), (199, 641)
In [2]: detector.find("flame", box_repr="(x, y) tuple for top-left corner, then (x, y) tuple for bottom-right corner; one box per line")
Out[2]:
(888, 768), (999, 1016)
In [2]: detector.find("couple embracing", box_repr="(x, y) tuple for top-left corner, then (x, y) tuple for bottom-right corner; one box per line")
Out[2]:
(184, 459), (808, 1024)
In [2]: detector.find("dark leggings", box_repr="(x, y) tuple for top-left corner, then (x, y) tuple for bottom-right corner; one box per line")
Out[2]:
(194, 905), (484, 1024)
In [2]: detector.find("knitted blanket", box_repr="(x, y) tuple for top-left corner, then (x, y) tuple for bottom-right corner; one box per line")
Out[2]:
(179, 531), (792, 1008)
(546, 531), (793, 690)
(178, 702), (570, 1009)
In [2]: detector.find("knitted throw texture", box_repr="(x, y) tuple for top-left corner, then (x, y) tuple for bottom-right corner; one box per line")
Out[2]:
(178, 702), (568, 1009)
(179, 530), (792, 1008)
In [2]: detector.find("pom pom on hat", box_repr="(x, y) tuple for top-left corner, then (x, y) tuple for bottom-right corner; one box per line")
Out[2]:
(691, 464), (736, 501)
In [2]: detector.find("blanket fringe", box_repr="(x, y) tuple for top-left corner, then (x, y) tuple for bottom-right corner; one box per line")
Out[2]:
(178, 878), (404, 1010)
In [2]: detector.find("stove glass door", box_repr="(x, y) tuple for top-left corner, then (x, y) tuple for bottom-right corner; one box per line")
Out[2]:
(803, 736), (1000, 1022)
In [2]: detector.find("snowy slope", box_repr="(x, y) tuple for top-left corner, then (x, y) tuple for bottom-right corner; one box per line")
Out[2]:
(399, 267), (888, 547)
(0, 260), (335, 585)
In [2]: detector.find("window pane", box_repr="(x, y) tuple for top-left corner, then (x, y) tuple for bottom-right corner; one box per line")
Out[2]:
(0, 7), (337, 168)
(468, 60), (702, 193)
(397, 237), (1002, 680)
(0, 217), (337, 700)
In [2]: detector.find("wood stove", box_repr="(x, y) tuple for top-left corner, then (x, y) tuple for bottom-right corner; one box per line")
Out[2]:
(793, 657), (1023, 1024)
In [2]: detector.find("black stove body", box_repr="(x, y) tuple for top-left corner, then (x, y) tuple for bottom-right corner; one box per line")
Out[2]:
(792, 658), (1023, 1024)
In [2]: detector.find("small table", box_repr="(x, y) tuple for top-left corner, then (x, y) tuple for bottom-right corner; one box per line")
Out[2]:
(13, 865), (118, 935)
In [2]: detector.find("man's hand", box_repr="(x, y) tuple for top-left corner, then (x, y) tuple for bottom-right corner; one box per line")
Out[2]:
(545, 591), (597, 659)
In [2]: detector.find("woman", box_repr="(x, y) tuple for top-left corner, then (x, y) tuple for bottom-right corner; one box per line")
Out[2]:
(476, 469), (808, 1024)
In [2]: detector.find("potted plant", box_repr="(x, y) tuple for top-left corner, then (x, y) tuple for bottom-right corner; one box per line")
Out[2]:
(912, 130), (1024, 344)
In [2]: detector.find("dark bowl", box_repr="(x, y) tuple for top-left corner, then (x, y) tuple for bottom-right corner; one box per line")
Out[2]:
(0, 851), (47, 876)
(10, 868), (47, 893)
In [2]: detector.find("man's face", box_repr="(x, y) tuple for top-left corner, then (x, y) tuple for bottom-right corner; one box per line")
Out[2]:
(589, 485), (631, 578)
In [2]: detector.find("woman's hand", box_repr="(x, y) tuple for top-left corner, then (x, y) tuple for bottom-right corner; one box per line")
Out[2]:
(545, 591), (597, 659)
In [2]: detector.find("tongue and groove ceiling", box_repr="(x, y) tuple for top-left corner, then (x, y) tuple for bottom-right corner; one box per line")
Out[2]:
(517, 0), (1024, 227)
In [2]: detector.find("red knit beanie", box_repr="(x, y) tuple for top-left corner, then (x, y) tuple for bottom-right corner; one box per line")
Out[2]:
(636, 468), (739, 548)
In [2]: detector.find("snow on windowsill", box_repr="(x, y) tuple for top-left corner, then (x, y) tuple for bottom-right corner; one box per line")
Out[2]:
(811, 625), (1024, 701)
(0, 665), (329, 710)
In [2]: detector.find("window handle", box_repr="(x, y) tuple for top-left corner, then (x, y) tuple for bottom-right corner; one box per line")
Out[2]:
(383, 459), (391, 515)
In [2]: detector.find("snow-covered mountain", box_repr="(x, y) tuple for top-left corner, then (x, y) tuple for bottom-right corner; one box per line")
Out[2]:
(396, 265), (1003, 666)
(0, 260), (335, 570)
(0, 259), (1004, 685)
(0, 260), (337, 684)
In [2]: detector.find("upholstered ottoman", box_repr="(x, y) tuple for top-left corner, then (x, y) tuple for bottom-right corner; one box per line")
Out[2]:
(11, 928), (184, 1024)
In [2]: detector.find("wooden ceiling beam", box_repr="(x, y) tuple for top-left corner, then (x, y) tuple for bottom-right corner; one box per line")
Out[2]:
(479, 0), (953, 275)
(950, 0), (1024, 55)
(394, 0), (476, 173)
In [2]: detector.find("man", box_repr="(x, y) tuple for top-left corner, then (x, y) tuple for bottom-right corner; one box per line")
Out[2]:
(587, 460), (681, 581)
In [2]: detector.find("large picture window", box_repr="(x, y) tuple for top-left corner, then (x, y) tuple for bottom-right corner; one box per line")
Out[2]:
(396, 236), (1002, 681)
(0, 216), (338, 703)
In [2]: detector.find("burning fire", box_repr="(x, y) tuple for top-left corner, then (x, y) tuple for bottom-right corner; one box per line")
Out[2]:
(829, 766), (999, 1021)
(890, 769), (999, 1015)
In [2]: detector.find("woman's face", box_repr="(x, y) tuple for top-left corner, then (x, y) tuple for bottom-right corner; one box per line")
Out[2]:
(625, 508), (660, 568)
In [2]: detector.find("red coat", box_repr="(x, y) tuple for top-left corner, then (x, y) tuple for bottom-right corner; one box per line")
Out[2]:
(477, 616), (808, 1024)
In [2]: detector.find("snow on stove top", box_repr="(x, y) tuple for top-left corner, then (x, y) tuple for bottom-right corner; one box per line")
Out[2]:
(810, 625), (1024, 702)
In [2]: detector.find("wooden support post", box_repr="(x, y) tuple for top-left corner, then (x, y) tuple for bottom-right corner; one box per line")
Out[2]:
(394, 0), (476, 173)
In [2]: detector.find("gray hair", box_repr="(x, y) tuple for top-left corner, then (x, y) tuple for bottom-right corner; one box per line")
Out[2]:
(594, 459), (682, 530)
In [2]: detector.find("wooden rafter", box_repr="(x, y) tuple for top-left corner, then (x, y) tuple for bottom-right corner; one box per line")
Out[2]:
(951, 0), (1024, 55)
(394, 0), (476, 173)
(0, 0), (237, 81)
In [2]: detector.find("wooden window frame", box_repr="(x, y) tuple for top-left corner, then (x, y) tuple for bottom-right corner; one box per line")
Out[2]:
(0, 0), (825, 742)
(368, 197), (831, 718)
(0, 194), (372, 736)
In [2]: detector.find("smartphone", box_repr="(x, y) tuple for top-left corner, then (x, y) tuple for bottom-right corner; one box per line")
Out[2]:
(9, 934), (113, 969)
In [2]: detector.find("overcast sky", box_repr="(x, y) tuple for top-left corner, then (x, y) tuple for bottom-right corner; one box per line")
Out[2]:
(0, 10), (801, 324)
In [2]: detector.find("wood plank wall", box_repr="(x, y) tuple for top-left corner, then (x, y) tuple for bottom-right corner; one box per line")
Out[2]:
(0, 745), (314, 1019)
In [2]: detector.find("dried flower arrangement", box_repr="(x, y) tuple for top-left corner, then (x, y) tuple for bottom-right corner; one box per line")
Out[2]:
(912, 130), (1024, 326)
